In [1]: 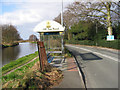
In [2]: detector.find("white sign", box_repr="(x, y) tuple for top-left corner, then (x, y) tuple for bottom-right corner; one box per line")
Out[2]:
(33, 20), (65, 33)
(107, 35), (114, 41)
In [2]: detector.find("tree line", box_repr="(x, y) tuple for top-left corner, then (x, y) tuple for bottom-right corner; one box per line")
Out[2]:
(54, 1), (120, 41)
(1, 24), (22, 45)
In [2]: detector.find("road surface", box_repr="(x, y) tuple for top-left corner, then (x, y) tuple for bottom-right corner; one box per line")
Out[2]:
(66, 44), (118, 88)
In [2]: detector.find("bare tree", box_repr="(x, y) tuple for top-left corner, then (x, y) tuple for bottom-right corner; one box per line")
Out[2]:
(87, 1), (119, 35)
(29, 34), (38, 42)
(54, 1), (120, 36)
(2, 24), (22, 44)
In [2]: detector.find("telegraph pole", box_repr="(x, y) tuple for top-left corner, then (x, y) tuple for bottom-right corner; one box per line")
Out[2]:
(61, 0), (63, 26)
(96, 21), (98, 46)
(61, 0), (65, 62)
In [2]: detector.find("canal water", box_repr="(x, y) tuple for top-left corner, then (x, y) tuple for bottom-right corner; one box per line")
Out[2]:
(2, 42), (38, 67)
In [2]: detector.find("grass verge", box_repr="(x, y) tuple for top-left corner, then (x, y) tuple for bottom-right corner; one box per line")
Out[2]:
(2, 58), (39, 87)
(2, 58), (63, 88)
(64, 47), (73, 58)
(2, 51), (38, 75)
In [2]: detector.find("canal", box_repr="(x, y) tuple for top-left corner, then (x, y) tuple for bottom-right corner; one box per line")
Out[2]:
(2, 42), (37, 67)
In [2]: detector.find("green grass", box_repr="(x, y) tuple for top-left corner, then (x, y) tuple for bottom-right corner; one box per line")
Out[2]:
(64, 48), (72, 57)
(2, 58), (39, 88)
(2, 51), (38, 75)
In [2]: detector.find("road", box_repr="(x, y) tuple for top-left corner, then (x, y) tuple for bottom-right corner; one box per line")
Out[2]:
(66, 44), (118, 88)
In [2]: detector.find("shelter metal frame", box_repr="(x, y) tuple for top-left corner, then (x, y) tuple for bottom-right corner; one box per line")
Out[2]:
(39, 32), (65, 63)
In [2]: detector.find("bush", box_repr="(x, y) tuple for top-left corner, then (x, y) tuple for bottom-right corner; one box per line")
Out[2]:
(97, 40), (120, 49)
(65, 39), (120, 50)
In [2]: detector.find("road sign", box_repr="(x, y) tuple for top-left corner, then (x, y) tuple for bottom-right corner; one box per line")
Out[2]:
(107, 35), (114, 41)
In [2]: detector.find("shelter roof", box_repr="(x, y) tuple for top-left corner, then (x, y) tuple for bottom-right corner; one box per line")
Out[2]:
(34, 20), (65, 33)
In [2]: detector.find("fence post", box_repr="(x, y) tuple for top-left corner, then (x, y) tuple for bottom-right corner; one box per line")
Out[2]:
(37, 41), (48, 72)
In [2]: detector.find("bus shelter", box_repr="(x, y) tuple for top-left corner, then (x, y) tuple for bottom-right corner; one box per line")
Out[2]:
(34, 20), (65, 71)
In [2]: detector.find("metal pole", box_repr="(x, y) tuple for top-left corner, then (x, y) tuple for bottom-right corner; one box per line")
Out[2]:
(61, 35), (64, 52)
(39, 33), (41, 41)
(61, 0), (64, 52)
(48, 35), (50, 50)
(61, 0), (65, 61)
(96, 21), (98, 46)
(46, 35), (48, 54)
(61, 0), (63, 26)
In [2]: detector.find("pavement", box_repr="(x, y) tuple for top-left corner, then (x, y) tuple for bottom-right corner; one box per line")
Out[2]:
(66, 44), (118, 88)
(50, 57), (85, 89)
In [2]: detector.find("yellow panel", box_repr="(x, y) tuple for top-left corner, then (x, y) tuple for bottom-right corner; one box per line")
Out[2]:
(41, 32), (44, 35)
(46, 21), (51, 28)
(59, 32), (64, 35)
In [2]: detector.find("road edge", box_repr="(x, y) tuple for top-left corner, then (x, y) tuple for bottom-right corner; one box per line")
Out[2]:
(73, 57), (87, 89)
(66, 44), (119, 51)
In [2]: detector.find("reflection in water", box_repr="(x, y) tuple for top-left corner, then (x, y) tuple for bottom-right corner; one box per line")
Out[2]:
(2, 45), (20, 66)
(29, 43), (37, 50)
(2, 42), (37, 67)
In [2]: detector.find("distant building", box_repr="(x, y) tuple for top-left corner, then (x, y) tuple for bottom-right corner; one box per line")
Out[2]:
(29, 34), (38, 41)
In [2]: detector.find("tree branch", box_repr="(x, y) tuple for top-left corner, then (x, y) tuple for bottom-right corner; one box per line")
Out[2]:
(88, 8), (107, 15)
(111, 10), (120, 15)
(112, 2), (120, 7)
(88, 14), (107, 19)
(100, 1), (107, 9)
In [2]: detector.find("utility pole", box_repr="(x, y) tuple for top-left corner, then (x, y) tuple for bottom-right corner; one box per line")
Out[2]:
(96, 21), (98, 46)
(61, 0), (65, 62)
(61, 0), (63, 26)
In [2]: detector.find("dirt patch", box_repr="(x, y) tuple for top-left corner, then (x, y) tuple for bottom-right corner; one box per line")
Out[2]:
(29, 61), (63, 88)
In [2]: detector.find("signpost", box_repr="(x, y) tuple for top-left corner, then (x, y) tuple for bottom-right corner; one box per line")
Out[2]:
(37, 41), (48, 72)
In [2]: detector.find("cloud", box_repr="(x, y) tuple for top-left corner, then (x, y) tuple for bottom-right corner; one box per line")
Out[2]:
(1, 0), (75, 3)
(0, 1), (73, 39)
(1, 9), (43, 25)
(0, 2), (71, 25)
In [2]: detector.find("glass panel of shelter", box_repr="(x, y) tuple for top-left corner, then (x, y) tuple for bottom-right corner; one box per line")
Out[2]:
(39, 32), (64, 63)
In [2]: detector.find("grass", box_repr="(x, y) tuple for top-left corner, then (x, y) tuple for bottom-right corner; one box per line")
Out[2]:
(2, 51), (38, 75)
(2, 41), (63, 88)
(2, 57), (63, 88)
(2, 58), (39, 88)
(64, 48), (73, 57)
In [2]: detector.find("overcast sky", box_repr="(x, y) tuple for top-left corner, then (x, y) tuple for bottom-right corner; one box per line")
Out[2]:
(0, 0), (75, 39)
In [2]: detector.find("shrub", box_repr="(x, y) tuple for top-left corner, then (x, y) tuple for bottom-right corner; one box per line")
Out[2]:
(65, 39), (120, 50)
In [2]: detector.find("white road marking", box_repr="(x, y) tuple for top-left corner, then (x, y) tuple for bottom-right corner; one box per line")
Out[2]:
(67, 45), (118, 62)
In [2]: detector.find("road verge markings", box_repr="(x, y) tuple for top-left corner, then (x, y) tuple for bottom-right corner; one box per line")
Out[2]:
(67, 45), (118, 62)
